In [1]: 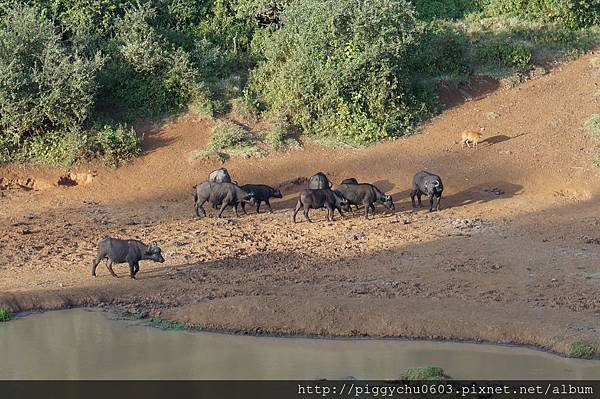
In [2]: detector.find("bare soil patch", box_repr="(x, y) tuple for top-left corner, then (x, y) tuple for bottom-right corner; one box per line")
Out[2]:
(1, 53), (600, 355)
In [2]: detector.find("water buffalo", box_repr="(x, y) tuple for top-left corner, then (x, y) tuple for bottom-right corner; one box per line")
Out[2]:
(193, 181), (254, 218)
(307, 172), (332, 189)
(334, 183), (394, 219)
(91, 237), (164, 279)
(208, 168), (232, 183)
(411, 170), (444, 212)
(293, 189), (349, 223)
(240, 184), (283, 214)
(341, 178), (359, 185)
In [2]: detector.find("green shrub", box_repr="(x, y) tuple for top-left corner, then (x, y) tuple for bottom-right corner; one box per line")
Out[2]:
(585, 114), (600, 140)
(473, 40), (533, 71)
(403, 366), (451, 380)
(22, 131), (87, 167)
(189, 92), (217, 119)
(265, 120), (300, 150)
(0, 3), (102, 162)
(94, 123), (141, 166)
(97, 2), (203, 117)
(249, 0), (436, 146)
(409, 20), (470, 84)
(569, 340), (596, 358)
(413, 0), (482, 20)
(209, 120), (254, 150)
(230, 96), (259, 123)
(482, 0), (600, 28)
(0, 308), (10, 322)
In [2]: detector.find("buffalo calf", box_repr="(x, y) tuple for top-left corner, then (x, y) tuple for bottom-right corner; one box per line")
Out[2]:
(240, 184), (283, 214)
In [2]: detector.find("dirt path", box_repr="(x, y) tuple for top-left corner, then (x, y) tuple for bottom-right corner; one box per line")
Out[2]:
(1, 52), (600, 356)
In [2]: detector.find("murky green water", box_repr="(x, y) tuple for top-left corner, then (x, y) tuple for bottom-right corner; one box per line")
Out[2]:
(1, 309), (599, 380)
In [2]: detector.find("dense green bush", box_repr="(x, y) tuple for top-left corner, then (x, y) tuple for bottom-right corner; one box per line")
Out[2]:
(409, 20), (471, 84)
(249, 0), (435, 145)
(0, 0), (598, 164)
(97, 2), (204, 117)
(0, 3), (102, 162)
(473, 40), (533, 71)
(264, 120), (300, 149)
(209, 120), (254, 149)
(483, 0), (600, 28)
(413, 0), (482, 20)
(94, 123), (142, 166)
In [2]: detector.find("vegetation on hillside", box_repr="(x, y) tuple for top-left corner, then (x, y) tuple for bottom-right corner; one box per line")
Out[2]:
(0, 0), (598, 164)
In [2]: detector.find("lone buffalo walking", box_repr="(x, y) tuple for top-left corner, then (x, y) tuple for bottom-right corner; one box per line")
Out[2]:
(91, 237), (165, 279)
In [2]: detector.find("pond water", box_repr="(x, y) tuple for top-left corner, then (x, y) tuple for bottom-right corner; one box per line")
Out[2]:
(1, 309), (599, 380)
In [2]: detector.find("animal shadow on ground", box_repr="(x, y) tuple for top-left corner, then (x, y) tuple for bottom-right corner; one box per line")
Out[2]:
(387, 182), (523, 212)
(482, 135), (511, 146)
(481, 132), (528, 147)
(442, 182), (524, 209)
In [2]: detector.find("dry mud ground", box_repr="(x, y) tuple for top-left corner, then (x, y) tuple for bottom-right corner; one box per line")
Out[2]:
(1, 53), (600, 356)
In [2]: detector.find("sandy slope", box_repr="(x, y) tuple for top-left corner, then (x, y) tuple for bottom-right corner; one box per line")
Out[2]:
(1, 52), (599, 355)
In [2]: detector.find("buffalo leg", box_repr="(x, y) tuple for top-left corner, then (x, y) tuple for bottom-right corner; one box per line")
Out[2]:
(293, 201), (301, 222)
(436, 195), (442, 211)
(128, 262), (137, 279)
(337, 206), (345, 219)
(218, 202), (229, 218)
(369, 203), (376, 217)
(265, 200), (273, 213)
(326, 206), (334, 222)
(106, 260), (118, 278)
(256, 200), (261, 214)
(417, 192), (423, 207)
(429, 195), (434, 212)
(133, 262), (140, 277)
(233, 203), (240, 217)
(91, 256), (103, 277)
(241, 202), (247, 214)
(303, 206), (312, 223)
(410, 189), (417, 208)
(195, 200), (207, 217)
(364, 202), (370, 219)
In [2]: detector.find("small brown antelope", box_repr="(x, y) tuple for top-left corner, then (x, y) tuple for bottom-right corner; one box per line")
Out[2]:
(461, 130), (482, 149)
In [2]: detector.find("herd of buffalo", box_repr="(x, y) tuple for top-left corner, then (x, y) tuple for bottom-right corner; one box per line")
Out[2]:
(92, 167), (444, 279)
